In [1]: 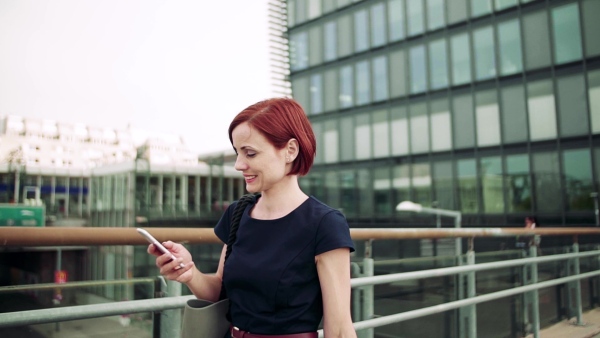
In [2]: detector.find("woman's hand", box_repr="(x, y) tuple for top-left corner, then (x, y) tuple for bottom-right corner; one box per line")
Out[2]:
(148, 241), (195, 284)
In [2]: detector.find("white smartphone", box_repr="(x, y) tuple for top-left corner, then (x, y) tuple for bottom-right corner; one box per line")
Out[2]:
(137, 228), (185, 269)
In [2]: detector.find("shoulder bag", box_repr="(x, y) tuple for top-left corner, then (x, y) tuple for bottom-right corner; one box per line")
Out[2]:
(181, 193), (258, 338)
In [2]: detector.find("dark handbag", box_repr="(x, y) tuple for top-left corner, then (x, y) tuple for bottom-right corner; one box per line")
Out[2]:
(181, 193), (258, 338)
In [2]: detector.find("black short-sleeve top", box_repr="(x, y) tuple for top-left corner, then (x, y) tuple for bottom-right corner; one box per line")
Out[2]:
(214, 195), (355, 335)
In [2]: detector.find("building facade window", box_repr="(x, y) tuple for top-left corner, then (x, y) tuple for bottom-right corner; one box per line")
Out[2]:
(388, 0), (405, 42)
(505, 154), (531, 212)
(471, 0), (492, 18)
(355, 113), (372, 160)
(340, 117), (354, 161)
(447, 0), (468, 25)
(310, 73), (323, 115)
(324, 21), (337, 62)
(433, 161), (455, 210)
(452, 94), (476, 149)
(430, 98), (452, 152)
(473, 26), (497, 80)
(393, 164), (411, 207)
(589, 69), (600, 134)
(427, 0), (445, 31)
(309, 26), (322, 66)
(551, 3), (583, 65)
(354, 9), (369, 53)
(407, 0), (424, 36)
(582, 0), (600, 57)
(451, 33), (472, 86)
(390, 50), (407, 97)
(373, 55), (389, 102)
(412, 163), (432, 205)
(410, 102), (430, 154)
(323, 69), (338, 112)
(429, 38), (449, 90)
(495, 0), (518, 11)
(371, 2), (387, 48)
(557, 74), (588, 137)
(290, 31), (308, 71)
(323, 120), (338, 163)
(410, 45), (427, 94)
(533, 152), (561, 212)
(476, 90), (501, 147)
(373, 110), (390, 158)
(481, 156), (504, 213)
(497, 19), (523, 76)
(356, 60), (371, 105)
(338, 15), (353, 58)
(501, 83), (528, 143)
(391, 106), (409, 156)
(339, 65), (354, 108)
(373, 167), (392, 214)
(562, 149), (594, 211)
(523, 11), (551, 70)
(527, 79), (557, 141)
(458, 159), (478, 213)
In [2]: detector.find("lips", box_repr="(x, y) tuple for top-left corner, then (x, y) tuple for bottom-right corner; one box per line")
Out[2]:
(244, 175), (257, 182)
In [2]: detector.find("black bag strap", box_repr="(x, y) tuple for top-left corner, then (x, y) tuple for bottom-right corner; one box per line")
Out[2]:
(219, 193), (260, 301)
(224, 193), (260, 262)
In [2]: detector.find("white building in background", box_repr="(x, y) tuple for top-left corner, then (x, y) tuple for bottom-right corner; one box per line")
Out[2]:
(0, 115), (244, 224)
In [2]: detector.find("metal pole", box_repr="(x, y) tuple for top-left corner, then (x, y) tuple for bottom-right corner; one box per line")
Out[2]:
(466, 243), (477, 338)
(350, 262), (363, 325)
(454, 215), (464, 338)
(572, 242), (583, 325)
(160, 280), (182, 338)
(591, 192), (599, 226)
(362, 240), (374, 338)
(529, 245), (540, 338)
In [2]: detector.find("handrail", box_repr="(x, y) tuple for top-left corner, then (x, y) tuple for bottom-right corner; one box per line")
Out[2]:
(1, 227), (599, 247)
(0, 277), (157, 293)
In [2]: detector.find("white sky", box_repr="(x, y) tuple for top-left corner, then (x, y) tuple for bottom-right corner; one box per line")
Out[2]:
(0, 0), (274, 154)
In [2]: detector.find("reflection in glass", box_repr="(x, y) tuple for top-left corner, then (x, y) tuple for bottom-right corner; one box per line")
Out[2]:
(433, 161), (455, 210)
(374, 167), (392, 215)
(476, 90), (501, 147)
(323, 120), (338, 163)
(373, 110), (390, 158)
(429, 39), (449, 90)
(393, 164), (411, 207)
(354, 9), (369, 53)
(506, 154), (531, 212)
(310, 74), (323, 115)
(473, 26), (496, 80)
(388, 0), (405, 42)
(563, 149), (594, 211)
(498, 19), (523, 75)
(324, 21), (337, 62)
(410, 45), (427, 94)
(589, 70), (600, 133)
(340, 117), (354, 161)
(552, 3), (583, 65)
(390, 50), (407, 97)
(501, 84), (528, 143)
(557, 74), (588, 137)
(458, 159), (478, 213)
(407, 0), (424, 36)
(471, 0), (492, 18)
(356, 61), (371, 105)
(451, 33), (472, 85)
(533, 152), (561, 212)
(290, 31), (308, 71)
(427, 0), (445, 31)
(373, 56), (389, 101)
(523, 11), (551, 70)
(527, 80), (557, 141)
(339, 170), (356, 217)
(391, 107), (409, 156)
(371, 3), (387, 48)
(410, 102), (430, 154)
(430, 99), (452, 152)
(453, 94), (475, 148)
(339, 65), (354, 108)
(412, 163), (432, 205)
(480, 156), (504, 213)
(355, 113), (371, 160)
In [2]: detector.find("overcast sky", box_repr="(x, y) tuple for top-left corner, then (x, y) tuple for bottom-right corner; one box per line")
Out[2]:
(0, 0), (274, 154)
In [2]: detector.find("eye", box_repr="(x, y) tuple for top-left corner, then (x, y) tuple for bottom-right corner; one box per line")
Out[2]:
(247, 152), (257, 158)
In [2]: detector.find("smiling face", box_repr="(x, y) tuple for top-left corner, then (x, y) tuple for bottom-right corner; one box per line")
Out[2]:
(232, 122), (292, 193)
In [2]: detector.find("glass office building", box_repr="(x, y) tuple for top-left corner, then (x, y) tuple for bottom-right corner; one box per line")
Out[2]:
(286, 0), (600, 227)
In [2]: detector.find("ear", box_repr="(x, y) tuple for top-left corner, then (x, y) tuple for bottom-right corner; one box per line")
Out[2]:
(285, 138), (299, 162)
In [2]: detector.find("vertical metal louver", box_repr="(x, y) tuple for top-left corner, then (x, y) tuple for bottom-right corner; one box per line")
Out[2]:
(267, 0), (292, 97)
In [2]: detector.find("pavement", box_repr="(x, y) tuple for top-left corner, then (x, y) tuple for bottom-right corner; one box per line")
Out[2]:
(531, 307), (600, 338)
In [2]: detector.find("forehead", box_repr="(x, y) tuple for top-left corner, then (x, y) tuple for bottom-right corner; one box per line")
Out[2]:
(231, 122), (269, 148)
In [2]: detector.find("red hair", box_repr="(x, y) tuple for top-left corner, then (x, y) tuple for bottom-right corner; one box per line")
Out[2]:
(228, 97), (316, 176)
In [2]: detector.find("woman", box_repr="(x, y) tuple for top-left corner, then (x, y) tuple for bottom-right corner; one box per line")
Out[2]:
(149, 98), (357, 338)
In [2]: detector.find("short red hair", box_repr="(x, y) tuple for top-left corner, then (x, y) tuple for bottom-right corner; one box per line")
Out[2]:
(228, 97), (316, 176)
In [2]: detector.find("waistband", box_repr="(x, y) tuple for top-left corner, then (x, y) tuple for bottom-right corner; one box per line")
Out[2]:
(230, 325), (318, 338)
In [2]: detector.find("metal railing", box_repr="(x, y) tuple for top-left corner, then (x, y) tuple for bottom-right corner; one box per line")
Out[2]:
(1, 227), (600, 338)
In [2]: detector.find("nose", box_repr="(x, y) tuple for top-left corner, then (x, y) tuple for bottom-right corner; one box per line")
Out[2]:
(234, 155), (247, 171)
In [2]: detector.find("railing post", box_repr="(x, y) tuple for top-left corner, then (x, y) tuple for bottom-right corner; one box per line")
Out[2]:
(529, 245), (540, 338)
(466, 239), (477, 338)
(160, 279), (182, 338)
(361, 239), (374, 338)
(572, 241), (583, 325)
(351, 262), (363, 324)
(521, 247), (531, 336)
